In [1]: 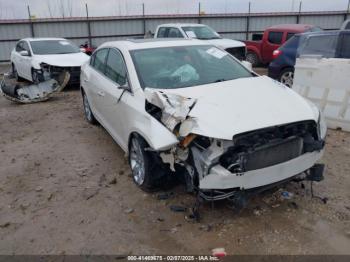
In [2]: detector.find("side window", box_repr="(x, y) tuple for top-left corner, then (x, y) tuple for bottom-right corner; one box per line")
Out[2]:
(286, 32), (295, 41)
(168, 28), (183, 38)
(340, 34), (350, 58)
(92, 49), (108, 73)
(268, 31), (283, 44)
(346, 22), (350, 30)
(104, 49), (127, 86)
(157, 27), (167, 38)
(301, 35), (338, 58)
(16, 42), (24, 52)
(22, 42), (31, 53)
(89, 53), (96, 66)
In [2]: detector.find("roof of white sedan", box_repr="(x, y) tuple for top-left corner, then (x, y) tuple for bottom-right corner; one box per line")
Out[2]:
(21, 37), (67, 42)
(100, 38), (211, 50)
(158, 23), (206, 27)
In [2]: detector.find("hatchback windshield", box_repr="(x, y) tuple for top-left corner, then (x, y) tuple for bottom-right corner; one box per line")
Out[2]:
(30, 40), (80, 55)
(131, 45), (253, 89)
(182, 26), (221, 40)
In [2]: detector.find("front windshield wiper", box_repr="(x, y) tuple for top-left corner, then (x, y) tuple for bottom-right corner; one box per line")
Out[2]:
(197, 37), (221, 40)
(212, 79), (227, 83)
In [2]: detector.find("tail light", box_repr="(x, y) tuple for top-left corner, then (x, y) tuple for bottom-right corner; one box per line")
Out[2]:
(273, 49), (282, 59)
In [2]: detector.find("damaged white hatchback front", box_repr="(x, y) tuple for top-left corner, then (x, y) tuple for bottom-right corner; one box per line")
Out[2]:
(81, 39), (326, 203)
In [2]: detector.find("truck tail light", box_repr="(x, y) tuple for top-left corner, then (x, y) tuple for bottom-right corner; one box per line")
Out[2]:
(273, 49), (282, 59)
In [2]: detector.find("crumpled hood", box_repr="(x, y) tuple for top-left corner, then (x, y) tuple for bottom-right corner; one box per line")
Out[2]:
(205, 38), (245, 49)
(149, 76), (318, 140)
(33, 52), (89, 67)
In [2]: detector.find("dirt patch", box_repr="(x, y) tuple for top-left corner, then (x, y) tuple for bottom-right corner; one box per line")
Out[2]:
(0, 66), (349, 255)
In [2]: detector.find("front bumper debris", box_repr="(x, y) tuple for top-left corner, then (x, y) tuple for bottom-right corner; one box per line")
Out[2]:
(0, 71), (70, 104)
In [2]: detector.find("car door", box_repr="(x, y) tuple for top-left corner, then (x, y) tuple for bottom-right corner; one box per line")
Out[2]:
(85, 48), (109, 122)
(99, 48), (131, 148)
(12, 41), (30, 78)
(20, 41), (33, 80)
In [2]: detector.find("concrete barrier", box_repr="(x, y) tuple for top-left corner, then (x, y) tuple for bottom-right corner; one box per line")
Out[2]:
(293, 57), (350, 132)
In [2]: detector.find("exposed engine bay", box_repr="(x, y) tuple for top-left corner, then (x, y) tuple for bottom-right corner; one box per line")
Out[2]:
(144, 88), (325, 201)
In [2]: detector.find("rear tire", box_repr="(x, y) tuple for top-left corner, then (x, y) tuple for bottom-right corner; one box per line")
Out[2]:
(246, 51), (260, 67)
(279, 68), (294, 88)
(82, 92), (98, 125)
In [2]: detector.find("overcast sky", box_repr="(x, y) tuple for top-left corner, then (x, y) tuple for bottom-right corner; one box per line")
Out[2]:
(0, 0), (349, 19)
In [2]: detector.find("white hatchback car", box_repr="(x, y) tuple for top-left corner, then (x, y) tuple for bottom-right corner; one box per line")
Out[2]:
(11, 38), (89, 84)
(81, 39), (326, 201)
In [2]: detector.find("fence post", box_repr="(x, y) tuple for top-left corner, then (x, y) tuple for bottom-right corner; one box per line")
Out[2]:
(296, 1), (302, 24)
(142, 3), (146, 35)
(198, 2), (201, 24)
(345, 0), (350, 21)
(85, 3), (92, 47)
(246, 2), (251, 40)
(27, 5), (35, 37)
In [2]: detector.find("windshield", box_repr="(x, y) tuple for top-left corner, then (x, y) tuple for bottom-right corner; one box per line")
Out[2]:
(182, 26), (221, 40)
(30, 40), (80, 55)
(131, 45), (253, 89)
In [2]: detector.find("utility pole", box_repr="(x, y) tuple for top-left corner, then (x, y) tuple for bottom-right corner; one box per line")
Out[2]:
(86, 3), (92, 47)
(198, 2), (201, 24)
(27, 5), (35, 37)
(246, 2), (251, 40)
(142, 3), (146, 36)
(296, 1), (302, 24)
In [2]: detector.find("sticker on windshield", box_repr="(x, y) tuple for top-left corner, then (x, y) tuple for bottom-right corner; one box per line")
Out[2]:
(206, 47), (227, 59)
(185, 31), (197, 38)
(59, 41), (70, 46)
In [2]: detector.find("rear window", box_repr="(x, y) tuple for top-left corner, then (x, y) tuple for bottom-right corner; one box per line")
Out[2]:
(286, 33), (295, 41)
(283, 35), (300, 49)
(268, 32), (283, 44)
(299, 34), (338, 58)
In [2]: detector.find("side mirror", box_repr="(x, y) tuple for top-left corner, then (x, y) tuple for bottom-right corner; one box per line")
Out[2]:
(241, 60), (253, 71)
(19, 50), (29, 56)
(118, 82), (131, 92)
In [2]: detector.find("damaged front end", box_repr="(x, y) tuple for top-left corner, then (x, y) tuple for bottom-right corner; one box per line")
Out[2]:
(0, 70), (70, 104)
(144, 88), (326, 202)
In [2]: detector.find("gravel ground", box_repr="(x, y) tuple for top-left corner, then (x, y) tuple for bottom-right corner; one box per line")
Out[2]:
(0, 65), (349, 255)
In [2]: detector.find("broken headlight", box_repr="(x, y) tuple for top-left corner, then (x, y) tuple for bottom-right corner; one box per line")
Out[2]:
(317, 110), (327, 140)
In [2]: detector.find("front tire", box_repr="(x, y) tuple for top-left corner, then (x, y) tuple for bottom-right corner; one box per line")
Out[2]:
(128, 135), (162, 192)
(12, 63), (24, 82)
(82, 92), (98, 125)
(279, 68), (294, 88)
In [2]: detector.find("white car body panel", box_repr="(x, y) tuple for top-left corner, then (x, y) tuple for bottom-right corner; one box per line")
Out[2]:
(81, 39), (325, 191)
(154, 23), (245, 49)
(147, 76), (318, 140)
(11, 37), (89, 82)
(200, 150), (323, 189)
(293, 57), (350, 132)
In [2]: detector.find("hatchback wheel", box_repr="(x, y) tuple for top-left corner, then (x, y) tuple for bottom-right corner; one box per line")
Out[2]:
(83, 92), (97, 124)
(279, 68), (294, 88)
(246, 51), (259, 67)
(129, 135), (159, 191)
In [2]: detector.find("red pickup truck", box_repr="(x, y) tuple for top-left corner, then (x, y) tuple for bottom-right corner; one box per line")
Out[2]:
(244, 24), (321, 66)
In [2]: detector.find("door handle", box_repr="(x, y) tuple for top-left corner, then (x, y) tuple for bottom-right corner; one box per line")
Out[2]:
(97, 91), (105, 97)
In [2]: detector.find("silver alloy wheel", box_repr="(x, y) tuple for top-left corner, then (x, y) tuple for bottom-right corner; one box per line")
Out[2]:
(32, 70), (39, 83)
(280, 71), (294, 88)
(130, 138), (145, 185)
(83, 94), (92, 121)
